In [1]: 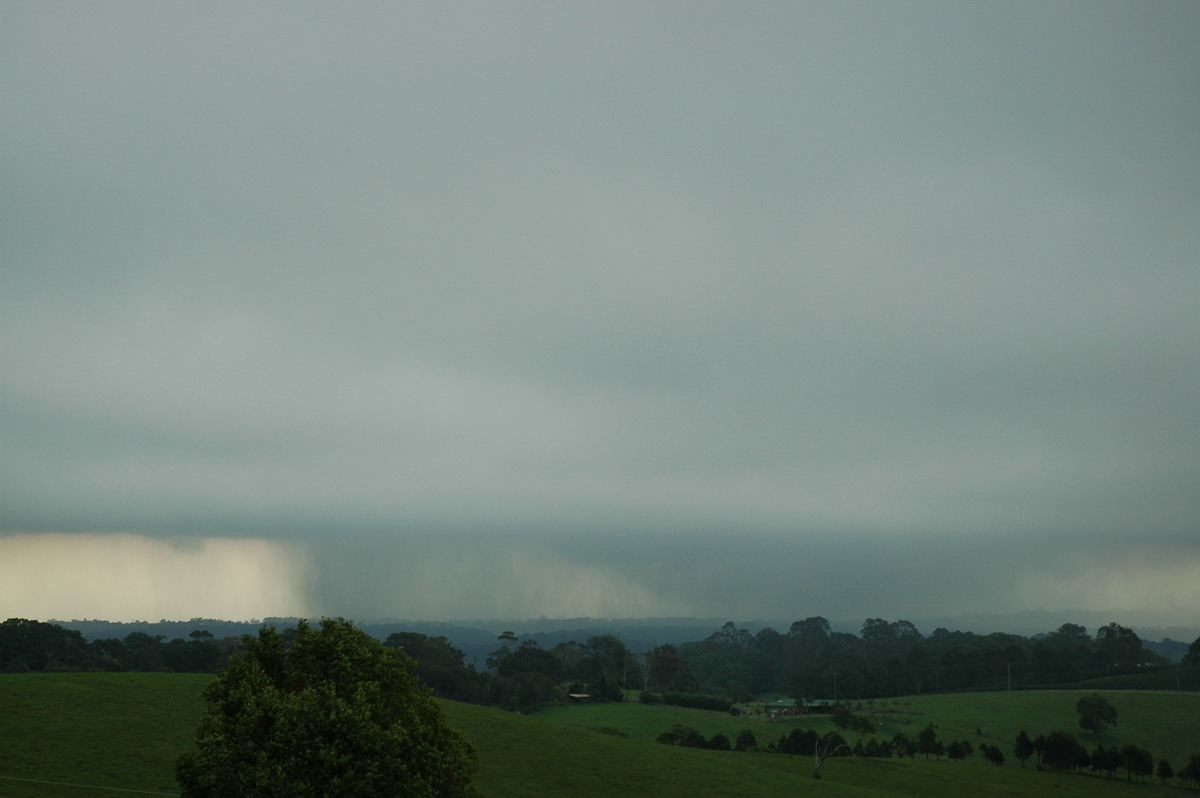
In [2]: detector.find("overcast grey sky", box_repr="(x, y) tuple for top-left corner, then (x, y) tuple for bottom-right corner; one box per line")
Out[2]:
(3, 2), (1198, 627)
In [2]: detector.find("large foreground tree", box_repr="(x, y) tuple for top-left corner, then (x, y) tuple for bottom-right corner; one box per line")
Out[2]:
(176, 617), (478, 797)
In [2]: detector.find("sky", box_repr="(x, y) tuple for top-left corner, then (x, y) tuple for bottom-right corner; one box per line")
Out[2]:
(2, 2), (1199, 630)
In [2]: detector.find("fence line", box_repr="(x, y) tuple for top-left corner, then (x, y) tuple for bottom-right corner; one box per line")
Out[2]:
(0, 775), (177, 796)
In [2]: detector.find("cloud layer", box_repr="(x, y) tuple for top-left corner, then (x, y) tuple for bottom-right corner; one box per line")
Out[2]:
(3, 2), (1198, 625)
(0, 534), (314, 621)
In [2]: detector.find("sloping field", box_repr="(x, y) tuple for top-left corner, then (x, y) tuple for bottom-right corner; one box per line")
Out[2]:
(535, 689), (1200, 770)
(902, 690), (1200, 770)
(1, 674), (1196, 798)
(0, 672), (209, 797)
(437, 701), (883, 798)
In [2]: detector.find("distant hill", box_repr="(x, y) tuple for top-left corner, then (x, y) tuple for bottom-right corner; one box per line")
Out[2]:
(48, 611), (1198, 666)
(49, 616), (733, 668)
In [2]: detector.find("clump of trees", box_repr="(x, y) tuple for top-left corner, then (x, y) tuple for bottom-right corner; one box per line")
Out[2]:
(655, 724), (736, 751)
(377, 630), (642, 713)
(665, 618), (1189, 702)
(176, 618), (479, 797)
(1178, 754), (1200, 788)
(1009, 726), (1193, 788)
(0, 618), (238, 673)
(656, 706), (878, 779)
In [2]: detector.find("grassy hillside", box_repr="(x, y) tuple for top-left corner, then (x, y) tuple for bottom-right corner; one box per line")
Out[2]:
(900, 690), (1200, 770)
(535, 690), (1200, 771)
(438, 701), (883, 798)
(0, 672), (209, 797)
(2, 674), (1197, 797)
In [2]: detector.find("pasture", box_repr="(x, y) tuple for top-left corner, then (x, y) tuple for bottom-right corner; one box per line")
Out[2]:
(1, 674), (1196, 797)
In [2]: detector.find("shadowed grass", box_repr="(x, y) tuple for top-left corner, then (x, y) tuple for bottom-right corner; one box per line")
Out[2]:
(2, 674), (1197, 798)
(0, 672), (210, 797)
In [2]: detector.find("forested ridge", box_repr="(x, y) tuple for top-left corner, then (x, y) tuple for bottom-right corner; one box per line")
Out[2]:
(4, 616), (1198, 707)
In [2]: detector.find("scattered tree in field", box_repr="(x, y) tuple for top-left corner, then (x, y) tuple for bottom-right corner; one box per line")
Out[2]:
(1033, 734), (1047, 767)
(1178, 754), (1200, 788)
(863, 737), (891, 757)
(777, 727), (818, 755)
(735, 729), (758, 751)
(1120, 744), (1154, 783)
(176, 618), (478, 798)
(1014, 730), (1034, 768)
(892, 732), (915, 759)
(945, 739), (974, 762)
(980, 743), (1005, 766)
(1042, 731), (1089, 772)
(812, 707), (874, 779)
(1076, 693), (1118, 735)
(918, 724), (941, 760)
(1157, 758), (1174, 785)
(707, 732), (732, 751)
(1185, 636), (1200, 665)
(1091, 744), (1121, 778)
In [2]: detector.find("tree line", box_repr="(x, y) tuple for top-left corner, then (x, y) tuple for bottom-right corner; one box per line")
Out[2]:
(6, 616), (1199, 707)
(0, 618), (239, 673)
(671, 618), (1200, 702)
(653, 696), (1200, 788)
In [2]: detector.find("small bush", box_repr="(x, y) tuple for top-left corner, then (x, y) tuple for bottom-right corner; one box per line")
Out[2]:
(657, 724), (707, 748)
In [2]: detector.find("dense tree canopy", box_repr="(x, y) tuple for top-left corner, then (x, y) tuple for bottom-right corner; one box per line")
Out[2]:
(1186, 635), (1200, 665)
(5, 614), (1190, 713)
(176, 618), (478, 797)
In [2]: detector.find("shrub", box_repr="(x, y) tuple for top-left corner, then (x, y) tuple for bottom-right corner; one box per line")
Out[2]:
(657, 724), (707, 748)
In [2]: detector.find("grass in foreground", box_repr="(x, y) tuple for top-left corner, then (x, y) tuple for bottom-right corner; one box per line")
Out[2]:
(2, 674), (1197, 797)
(0, 672), (209, 797)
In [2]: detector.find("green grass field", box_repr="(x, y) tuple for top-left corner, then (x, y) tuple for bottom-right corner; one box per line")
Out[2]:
(2, 674), (1197, 797)
(0, 673), (209, 797)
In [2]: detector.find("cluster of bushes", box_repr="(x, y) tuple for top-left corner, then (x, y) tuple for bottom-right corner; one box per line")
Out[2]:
(773, 727), (848, 757)
(656, 725), (758, 752)
(638, 690), (734, 713)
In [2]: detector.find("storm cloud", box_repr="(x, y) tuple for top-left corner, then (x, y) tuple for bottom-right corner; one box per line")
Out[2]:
(2, 2), (1198, 627)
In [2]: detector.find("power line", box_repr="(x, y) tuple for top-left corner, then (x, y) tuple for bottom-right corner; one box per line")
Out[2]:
(0, 775), (177, 796)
